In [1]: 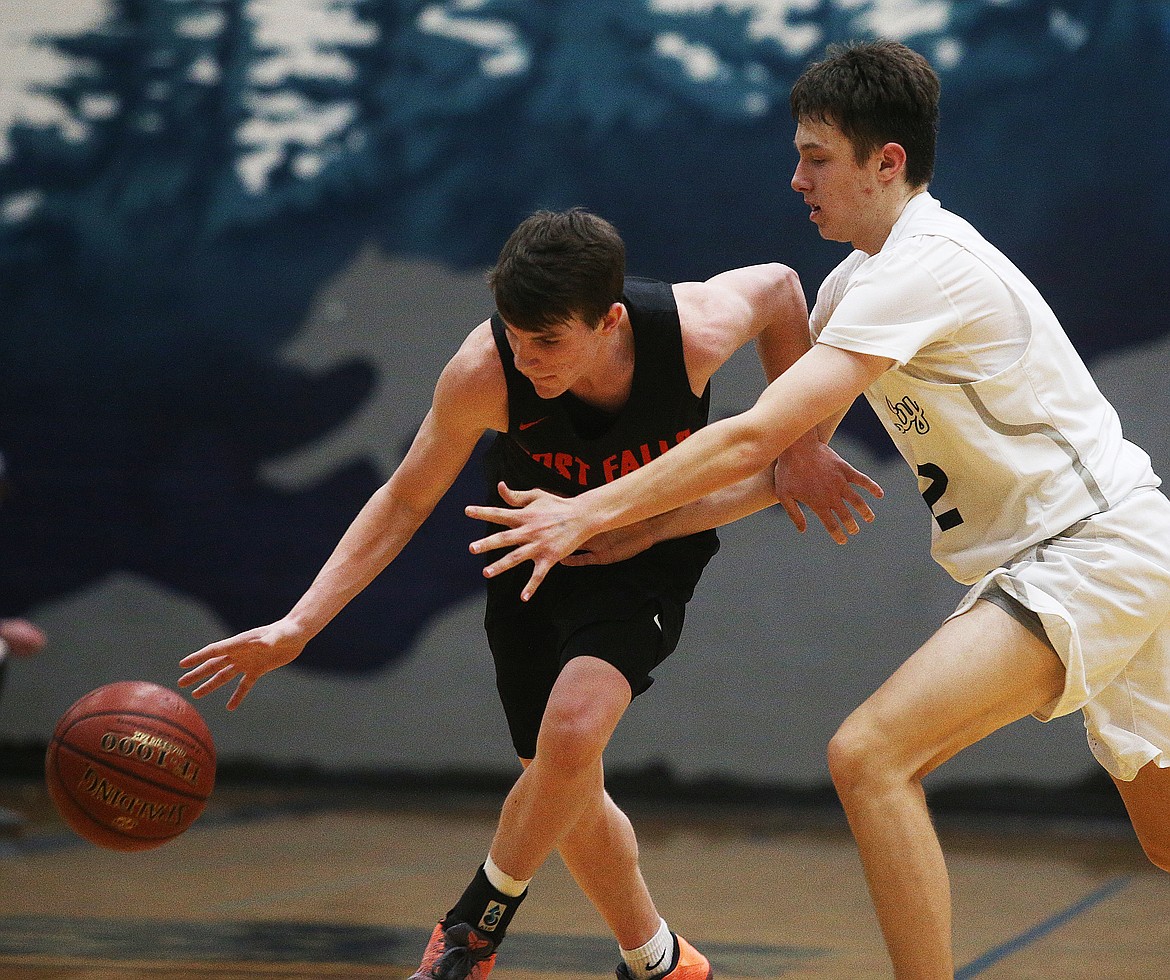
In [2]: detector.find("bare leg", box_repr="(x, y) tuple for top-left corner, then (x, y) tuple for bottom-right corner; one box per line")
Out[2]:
(1112, 762), (1170, 870)
(827, 600), (1066, 980)
(556, 785), (661, 949)
(488, 656), (658, 946)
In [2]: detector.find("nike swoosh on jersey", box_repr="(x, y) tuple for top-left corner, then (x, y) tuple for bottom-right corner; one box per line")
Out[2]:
(518, 417), (548, 430)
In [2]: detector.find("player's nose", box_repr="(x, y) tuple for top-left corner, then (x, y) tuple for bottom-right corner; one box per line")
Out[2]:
(513, 346), (542, 375)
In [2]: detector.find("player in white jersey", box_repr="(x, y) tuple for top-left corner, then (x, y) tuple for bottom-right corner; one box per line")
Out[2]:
(812, 193), (1160, 585)
(465, 40), (1170, 980)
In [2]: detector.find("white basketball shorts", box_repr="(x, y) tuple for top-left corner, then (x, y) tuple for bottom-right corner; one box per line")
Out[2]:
(949, 487), (1170, 781)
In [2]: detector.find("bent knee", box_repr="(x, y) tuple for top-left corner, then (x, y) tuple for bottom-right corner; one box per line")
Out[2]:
(827, 716), (885, 795)
(827, 712), (931, 800)
(535, 704), (611, 771)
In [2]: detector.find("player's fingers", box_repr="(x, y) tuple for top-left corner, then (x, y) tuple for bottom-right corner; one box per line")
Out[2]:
(778, 495), (808, 533)
(560, 551), (595, 567)
(178, 655), (226, 687)
(465, 504), (523, 527)
(520, 559), (554, 602)
(469, 526), (527, 555)
(843, 489), (877, 524)
(837, 507), (862, 537)
(481, 544), (531, 578)
(178, 642), (226, 669)
(812, 508), (849, 545)
(226, 676), (256, 711)
(192, 663), (238, 699)
(187, 678), (215, 699)
(849, 469), (885, 499)
(497, 482), (542, 506)
(826, 498), (862, 536)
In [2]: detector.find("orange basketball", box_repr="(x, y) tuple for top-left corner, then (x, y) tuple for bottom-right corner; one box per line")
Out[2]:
(44, 680), (216, 851)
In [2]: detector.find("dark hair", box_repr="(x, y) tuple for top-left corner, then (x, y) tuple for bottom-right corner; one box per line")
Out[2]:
(489, 208), (625, 332)
(790, 39), (939, 188)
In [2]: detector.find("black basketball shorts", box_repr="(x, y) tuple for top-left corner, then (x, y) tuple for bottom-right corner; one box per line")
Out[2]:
(484, 572), (687, 760)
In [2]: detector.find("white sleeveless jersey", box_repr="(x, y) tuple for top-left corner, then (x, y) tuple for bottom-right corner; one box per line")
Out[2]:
(812, 194), (1160, 584)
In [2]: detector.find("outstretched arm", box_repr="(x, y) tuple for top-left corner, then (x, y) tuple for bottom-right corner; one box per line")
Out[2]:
(563, 469), (779, 566)
(565, 441), (882, 565)
(179, 325), (504, 708)
(468, 343), (893, 599)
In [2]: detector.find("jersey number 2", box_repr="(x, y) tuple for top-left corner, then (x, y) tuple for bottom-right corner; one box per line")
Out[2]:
(917, 463), (964, 531)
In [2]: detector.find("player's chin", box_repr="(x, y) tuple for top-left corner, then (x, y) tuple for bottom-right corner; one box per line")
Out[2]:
(530, 377), (567, 398)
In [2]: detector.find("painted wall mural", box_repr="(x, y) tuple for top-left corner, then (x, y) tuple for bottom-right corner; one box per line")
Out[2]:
(2, 1), (1167, 789)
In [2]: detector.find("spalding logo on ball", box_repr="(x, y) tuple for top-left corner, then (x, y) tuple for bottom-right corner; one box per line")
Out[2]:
(45, 680), (216, 851)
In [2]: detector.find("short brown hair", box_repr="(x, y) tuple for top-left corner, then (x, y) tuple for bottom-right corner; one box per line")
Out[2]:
(489, 208), (625, 332)
(790, 40), (939, 188)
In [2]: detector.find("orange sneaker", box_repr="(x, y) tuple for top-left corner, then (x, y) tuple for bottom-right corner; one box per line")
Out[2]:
(616, 934), (712, 980)
(410, 921), (498, 980)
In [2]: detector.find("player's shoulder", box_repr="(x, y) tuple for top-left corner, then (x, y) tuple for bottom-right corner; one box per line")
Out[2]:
(674, 262), (799, 323)
(428, 320), (509, 432)
(448, 319), (502, 377)
(435, 319), (508, 421)
(817, 250), (870, 305)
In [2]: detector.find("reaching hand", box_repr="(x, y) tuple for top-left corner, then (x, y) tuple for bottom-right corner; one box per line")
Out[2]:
(178, 619), (307, 710)
(773, 440), (883, 544)
(466, 483), (593, 600)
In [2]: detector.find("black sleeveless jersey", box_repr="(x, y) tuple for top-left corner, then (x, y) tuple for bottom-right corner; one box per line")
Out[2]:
(483, 277), (719, 604)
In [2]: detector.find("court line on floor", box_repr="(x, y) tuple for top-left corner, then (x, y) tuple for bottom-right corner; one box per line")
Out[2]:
(956, 874), (1132, 978)
(0, 917), (827, 977)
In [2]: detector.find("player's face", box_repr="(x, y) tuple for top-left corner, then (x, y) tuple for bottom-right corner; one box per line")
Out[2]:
(791, 118), (885, 253)
(503, 314), (607, 399)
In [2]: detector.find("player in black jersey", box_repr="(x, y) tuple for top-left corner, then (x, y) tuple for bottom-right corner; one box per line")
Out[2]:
(178, 208), (881, 980)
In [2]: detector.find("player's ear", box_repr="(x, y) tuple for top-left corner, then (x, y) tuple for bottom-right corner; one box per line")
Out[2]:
(598, 303), (624, 333)
(876, 142), (907, 184)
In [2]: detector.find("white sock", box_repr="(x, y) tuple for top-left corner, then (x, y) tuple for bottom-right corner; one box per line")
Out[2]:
(484, 853), (530, 898)
(620, 918), (674, 979)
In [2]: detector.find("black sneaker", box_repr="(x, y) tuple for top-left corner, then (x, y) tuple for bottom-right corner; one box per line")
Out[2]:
(410, 921), (498, 980)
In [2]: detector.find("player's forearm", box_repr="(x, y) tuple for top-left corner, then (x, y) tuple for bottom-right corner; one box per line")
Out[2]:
(285, 482), (429, 638)
(581, 409), (782, 541)
(639, 469), (777, 543)
(578, 347), (870, 540)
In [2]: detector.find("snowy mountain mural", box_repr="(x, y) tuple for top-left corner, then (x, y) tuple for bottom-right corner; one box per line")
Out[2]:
(1, 1), (1169, 782)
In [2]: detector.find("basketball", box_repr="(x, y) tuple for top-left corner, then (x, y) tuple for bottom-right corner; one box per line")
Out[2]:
(44, 680), (217, 851)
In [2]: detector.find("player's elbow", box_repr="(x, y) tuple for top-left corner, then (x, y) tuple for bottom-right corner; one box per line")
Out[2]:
(765, 262), (801, 293)
(763, 262), (803, 304)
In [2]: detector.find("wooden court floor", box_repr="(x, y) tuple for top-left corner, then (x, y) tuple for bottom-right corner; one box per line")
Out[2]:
(1, 778), (1167, 979)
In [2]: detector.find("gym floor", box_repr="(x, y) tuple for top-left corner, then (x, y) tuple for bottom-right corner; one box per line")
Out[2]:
(1, 775), (1167, 979)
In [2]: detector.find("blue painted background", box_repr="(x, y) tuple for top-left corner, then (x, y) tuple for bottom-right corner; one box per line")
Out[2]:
(2, 1), (1168, 784)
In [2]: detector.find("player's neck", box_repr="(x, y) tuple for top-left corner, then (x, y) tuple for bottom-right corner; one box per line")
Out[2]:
(570, 312), (635, 413)
(855, 185), (926, 255)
